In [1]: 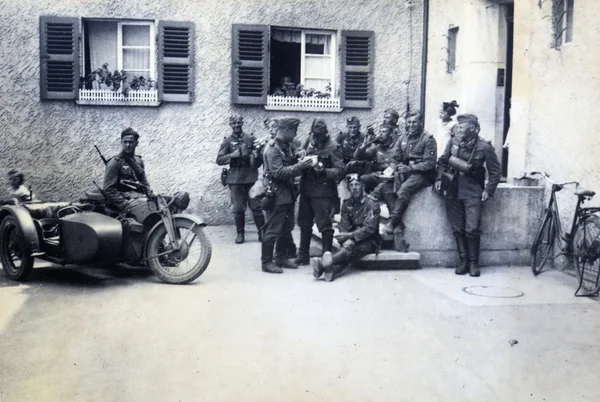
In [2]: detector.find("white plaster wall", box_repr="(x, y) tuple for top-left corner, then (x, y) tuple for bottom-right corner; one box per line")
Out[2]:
(508, 0), (600, 202)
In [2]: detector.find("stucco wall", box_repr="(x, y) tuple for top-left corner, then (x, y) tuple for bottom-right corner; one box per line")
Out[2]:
(424, 0), (508, 163)
(508, 0), (600, 204)
(0, 0), (424, 224)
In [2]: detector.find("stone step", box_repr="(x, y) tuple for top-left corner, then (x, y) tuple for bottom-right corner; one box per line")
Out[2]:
(311, 211), (421, 270)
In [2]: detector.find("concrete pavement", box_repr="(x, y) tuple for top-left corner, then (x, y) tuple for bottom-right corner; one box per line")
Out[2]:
(0, 225), (599, 402)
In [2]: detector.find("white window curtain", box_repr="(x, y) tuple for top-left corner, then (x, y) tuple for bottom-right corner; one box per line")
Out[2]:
(120, 24), (152, 81)
(87, 21), (118, 75)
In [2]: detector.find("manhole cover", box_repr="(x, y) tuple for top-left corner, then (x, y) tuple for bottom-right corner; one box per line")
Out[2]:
(462, 285), (524, 298)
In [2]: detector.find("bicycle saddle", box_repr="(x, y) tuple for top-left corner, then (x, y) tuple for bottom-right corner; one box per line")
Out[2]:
(575, 188), (596, 198)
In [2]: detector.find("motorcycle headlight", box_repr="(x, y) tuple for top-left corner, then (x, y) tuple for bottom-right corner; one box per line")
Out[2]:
(173, 191), (190, 211)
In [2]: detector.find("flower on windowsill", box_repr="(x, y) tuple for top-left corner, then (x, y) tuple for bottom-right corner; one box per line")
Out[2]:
(83, 63), (127, 91)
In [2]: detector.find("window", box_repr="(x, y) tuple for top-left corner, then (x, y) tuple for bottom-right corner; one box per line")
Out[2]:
(552, 0), (574, 48)
(231, 24), (374, 111)
(39, 16), (195, 105)
(446, 26), (459, 73)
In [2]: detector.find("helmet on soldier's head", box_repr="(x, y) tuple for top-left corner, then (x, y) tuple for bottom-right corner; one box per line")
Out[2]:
(311, 118), (328, 136)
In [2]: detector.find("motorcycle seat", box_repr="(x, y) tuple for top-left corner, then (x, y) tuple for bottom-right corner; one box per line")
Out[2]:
(23, 202), (70, 220)
(85, 189), (106, 202)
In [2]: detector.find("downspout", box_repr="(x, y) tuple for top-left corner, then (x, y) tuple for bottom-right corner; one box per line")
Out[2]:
(420, 0), (429, 115)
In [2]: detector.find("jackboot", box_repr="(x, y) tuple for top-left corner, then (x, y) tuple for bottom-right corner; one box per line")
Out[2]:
(261, 239), (282, 274)
(253, 213), (265, 242)
(454, 233), (469, 275)
(293, 229), (312, 265)
(321, 230), (334, 254)
(275, 258), (298, 269)
(323, 248), (352, 282)
(467, 236), (481, 277)
(234, 214), (245, 244)
(393, 228), (410, 252)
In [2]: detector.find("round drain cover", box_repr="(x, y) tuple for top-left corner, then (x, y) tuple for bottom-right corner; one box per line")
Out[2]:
(462, 285), (524, 298)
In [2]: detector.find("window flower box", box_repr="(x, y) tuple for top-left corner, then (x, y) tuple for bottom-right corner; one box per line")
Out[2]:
(264, 95), (342, 112)
(76, 89), (160, 106)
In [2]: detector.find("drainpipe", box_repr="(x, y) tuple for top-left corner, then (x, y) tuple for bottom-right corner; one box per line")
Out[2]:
(420, 0), (429, 115)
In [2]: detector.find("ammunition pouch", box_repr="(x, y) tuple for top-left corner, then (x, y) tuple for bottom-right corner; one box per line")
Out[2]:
(448, 156), (472, 174)
(221, 168), (229, 186)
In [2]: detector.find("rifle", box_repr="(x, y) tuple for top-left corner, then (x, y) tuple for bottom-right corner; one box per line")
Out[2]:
(94, 145), (108, 165)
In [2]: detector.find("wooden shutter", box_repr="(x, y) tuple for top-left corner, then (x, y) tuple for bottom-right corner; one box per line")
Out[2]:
(231, 24), (269, 105)
(340, 30), (374, 108)
(39, 16), (80, 100)
(158, 21), (195, 102)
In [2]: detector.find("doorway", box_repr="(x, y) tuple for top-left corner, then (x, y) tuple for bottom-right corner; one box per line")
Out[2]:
(502, 4), (514, 177)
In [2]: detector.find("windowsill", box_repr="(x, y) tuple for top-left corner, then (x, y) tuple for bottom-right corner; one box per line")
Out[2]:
(264, 95), (343, 113)
(76, 89), (161, 107)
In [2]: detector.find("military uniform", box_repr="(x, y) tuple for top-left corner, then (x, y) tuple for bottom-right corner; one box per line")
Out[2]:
(261, 137), (305, 268)
(103, 151), (150, 210)
(216, 131), (264, 242)
(381, 130), (437, 231)
(436, 115), (502, 276)
(295, 135), (345, 263)
(354, 137), (397, 193)
(336, 131), (364, 166)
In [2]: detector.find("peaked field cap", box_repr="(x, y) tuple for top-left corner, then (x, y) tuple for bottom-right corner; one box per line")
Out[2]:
(121, 127), (139, 140)
(278, 117), (301, 130)
(384, 108), (399, 118)
(346, 173), (361, 184)
(346, 116), (361, 125)
(456, 114), (479, 124)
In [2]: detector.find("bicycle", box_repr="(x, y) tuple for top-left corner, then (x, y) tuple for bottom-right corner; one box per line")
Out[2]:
(527, 171), (600, 296)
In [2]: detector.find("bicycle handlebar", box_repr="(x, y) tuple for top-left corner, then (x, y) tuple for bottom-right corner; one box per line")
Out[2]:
(524, 171), (579, 187)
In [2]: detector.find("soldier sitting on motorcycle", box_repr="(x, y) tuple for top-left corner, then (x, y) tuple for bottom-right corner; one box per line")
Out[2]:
(103, 127), (151, 211)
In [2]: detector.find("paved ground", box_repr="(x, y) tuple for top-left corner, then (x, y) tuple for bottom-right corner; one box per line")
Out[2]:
(1, 226), (599, 402)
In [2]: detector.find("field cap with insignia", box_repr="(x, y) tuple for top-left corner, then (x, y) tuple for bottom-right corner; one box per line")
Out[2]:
(346, 116), (360, 126)
(277, 117), (301, 131)
(456, 114), (479, 125)
(121, 127), (139, 140)
(346, 173), (360, 184)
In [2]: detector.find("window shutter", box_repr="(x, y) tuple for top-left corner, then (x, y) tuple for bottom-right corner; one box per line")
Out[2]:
(158, 21), (195, 103)
(39, 16), (80, 100)
(231, 24), (269, 105)
(340, 30), (374, 108)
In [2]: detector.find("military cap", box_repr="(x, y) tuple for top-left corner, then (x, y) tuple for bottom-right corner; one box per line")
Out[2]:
(311, 118), (328, 135)
(277, 117), (301, 131)
(346, 173), (361, 184)
(346, 116), (361, 126)
(384, 108), (400, 119)
(456, 114), (479, 125)
(121, 127), (139, 140)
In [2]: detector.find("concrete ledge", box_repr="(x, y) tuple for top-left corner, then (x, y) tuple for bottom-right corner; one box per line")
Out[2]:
(312, 184), (544, 267)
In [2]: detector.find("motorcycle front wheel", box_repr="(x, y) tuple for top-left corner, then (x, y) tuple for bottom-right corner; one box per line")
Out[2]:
(146, 219), (212, 284)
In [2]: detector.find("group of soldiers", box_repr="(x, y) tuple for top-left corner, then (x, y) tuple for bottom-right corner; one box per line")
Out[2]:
(216, 108), (501, 281)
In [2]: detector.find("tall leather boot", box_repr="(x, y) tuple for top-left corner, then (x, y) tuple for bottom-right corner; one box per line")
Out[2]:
(293, 229), (312, 265)
(383, 200), (407, 235)
(321, 230), (334, 254)
(323, 248), (353, 282)
(234, 214), (245, 244)
(253, 213), (265, 242)
(454, 233), (469, 275)
(261, 239), (282, 274)
(467, 235), (481, 277)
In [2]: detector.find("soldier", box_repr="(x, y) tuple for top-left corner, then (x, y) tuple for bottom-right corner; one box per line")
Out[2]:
(253, 118), (298, 259)
(103, 127), (151, 211)
(436, 114), (502, 277)
(311, 174), (381, 282)
(383, 108), (402, 142)
(293, 119), (345, 266)
(261, 117), (313, 274)
(336, 116), (364, 166)
(216, 114), (264, 244)
(354, 123), (397, 193)
(380, 111), (437, 248)
(7, 169), (36, 203)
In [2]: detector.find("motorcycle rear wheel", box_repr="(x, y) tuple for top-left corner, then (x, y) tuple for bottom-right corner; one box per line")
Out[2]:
(146, 219), (212, 284)
(0, 216), (34, 281)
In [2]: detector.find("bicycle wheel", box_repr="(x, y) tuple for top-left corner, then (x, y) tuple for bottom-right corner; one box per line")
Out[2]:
(572, 213), (600, 296)
(531, 212), (556, 275)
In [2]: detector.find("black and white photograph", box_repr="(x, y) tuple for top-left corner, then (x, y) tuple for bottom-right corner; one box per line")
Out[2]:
(0, 0), (599, 400)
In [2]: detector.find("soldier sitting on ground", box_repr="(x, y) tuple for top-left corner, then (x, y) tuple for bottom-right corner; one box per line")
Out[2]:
(311, 174), (381, 282)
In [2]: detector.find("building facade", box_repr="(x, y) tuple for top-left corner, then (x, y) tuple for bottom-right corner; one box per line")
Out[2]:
(0, 0), (424, 224)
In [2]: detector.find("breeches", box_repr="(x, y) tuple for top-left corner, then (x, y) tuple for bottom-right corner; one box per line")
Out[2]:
(230, 184), (262, 215)
(445, 197), (483, 237)
(297, 195), (335, 234)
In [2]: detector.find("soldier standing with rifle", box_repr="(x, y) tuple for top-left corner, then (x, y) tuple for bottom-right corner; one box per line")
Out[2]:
(293, 119), (345, 266)
(261, 117), (313, 274)
(216, 114), (264, 244)
(436, 114), (502, 277)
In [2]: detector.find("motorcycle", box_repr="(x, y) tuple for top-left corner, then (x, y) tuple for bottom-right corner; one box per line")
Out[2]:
(0, 180), (212, 284)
